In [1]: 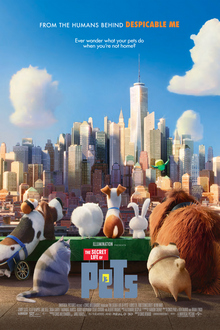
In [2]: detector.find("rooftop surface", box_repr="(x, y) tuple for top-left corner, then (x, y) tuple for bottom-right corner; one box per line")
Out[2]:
(0, 273), (219, 330)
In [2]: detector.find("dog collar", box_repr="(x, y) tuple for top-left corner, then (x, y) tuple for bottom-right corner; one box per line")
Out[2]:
(108, 207), (120, 211)
(148, 255), (180, 272)
(171, 202), (195, 212)
(7, 235), (28, 259)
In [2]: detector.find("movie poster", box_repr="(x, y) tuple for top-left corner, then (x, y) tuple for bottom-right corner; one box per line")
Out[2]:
(0, 0), (220, 329)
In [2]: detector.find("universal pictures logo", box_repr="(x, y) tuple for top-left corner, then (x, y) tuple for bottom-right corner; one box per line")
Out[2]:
(81, 260), (138, 298)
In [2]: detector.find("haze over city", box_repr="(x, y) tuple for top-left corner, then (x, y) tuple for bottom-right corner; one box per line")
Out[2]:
(0, 0), (219, 160)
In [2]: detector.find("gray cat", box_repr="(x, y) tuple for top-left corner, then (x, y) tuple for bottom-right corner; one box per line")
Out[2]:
(16, 236), (71, 303)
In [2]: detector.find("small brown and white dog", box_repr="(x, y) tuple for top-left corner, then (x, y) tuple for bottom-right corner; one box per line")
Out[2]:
(101, 184), (126, 238)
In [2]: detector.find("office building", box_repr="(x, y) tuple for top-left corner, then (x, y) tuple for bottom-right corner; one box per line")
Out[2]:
(71, 122), (81, 145)
(80, 121), (91, 160)
(22, 138), (34, 164)
(0, 142), (6, 160)
(95, 131), (107, 163)
(28, 164), (43, 188)
(32, 146), (42, 164)
(179, 145), (191, 182)
(132, 162), (143, 187)
(13, 143), (28, 172)
(41, 150), (50, 171)
(111, 162), (121, 188)
(3, 171), (17, 191)
(124, 120), (135, 162)
(45, 139), (55, 172)
(199, 144), (205, 172)
(130, 72), (148, 162)
(182, 173), (192, 194)
(158, 118), (167, 162)
(109, 122), (120, 171)
(144, 111), (155, 167)
(150, 129), (161, 179)
(11, 161), (24, 191)
(68, 145), (82, 192)
(213, 157), (220, 186)
(118, 109), (125, 167)
(191, 154), (199, 186)
(81, 159), (91, 185)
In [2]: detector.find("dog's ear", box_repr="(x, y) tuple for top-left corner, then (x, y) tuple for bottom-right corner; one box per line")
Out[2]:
(38, 201), (56, 240)
(101, 185), (111, 198)
(116, 184), (126, 196)
(152, 242), (159, 248)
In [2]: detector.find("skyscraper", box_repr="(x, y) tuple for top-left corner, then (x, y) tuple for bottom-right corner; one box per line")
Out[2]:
(13, 143), (28, 172)
(124, 119), (135, 161)
(109, 122), (120, 172)
(22, 138), (34, 164)
(11, 161), (24, 191)
(150, 129), (161, 178)
(118, 109), (125, 167)
(68, 145), (82, 192)
(71, 122), (81, 145)
(32, 146), (42, 164)
(81, 159), (91, 185)
(41, 150), (50, 171)
(199, 144), (205, 172)
(65, 133), (71, 151)
(0, 142), (6, 160)
(80, 121), (92, 160)
(191, 154), (199, 186)
(158, 118), (166, 162)
(169, 155), (178, 184)
(213, 156), (220, 186)
(0, 158), (4, 189)
(53, 143), (59, 171)
(207, 146), (213, 162)
(179, 145), (191, 182)
(63, 151), (68, 192)
(95, 131), (107, 163)
(144, 111), (155, 167)
(130, 68), (148, 162)
(28, 164), (43, 188)
(206, 146), (213, 171)
(3, 171), (17, 191)
(45, 139), (54, 172)
(183, 137), (194, 157)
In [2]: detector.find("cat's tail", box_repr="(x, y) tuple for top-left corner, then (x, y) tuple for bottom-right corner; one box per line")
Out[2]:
(16, 290), (39, 303)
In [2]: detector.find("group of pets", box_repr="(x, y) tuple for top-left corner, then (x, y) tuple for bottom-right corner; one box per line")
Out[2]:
(0, 185), (220, 303)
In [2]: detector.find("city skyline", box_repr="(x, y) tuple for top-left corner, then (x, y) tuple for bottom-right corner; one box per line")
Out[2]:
(0, 0), (220, 158)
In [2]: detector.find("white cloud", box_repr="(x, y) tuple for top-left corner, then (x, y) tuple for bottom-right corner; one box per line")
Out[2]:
(168, 18), (220, 95)
(10, 65), (61, 128)
(176, 110), (203, 141)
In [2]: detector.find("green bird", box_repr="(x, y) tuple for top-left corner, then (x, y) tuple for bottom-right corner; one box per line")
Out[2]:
(151, 159), (169, 171)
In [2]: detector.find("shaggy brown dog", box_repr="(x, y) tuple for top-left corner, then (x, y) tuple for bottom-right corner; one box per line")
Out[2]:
(149, 189), (220, 294)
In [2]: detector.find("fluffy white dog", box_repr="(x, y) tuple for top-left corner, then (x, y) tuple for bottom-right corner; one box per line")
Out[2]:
(71, 203), (103, 238)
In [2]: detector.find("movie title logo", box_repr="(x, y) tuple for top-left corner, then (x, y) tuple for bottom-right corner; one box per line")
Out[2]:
(81, 260), (138, 299)
(83, 248), (109, 261)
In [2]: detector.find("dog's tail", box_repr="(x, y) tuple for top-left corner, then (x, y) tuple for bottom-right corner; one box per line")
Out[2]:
(103, 215), (124, 238)
(112, 226), (118, 239)
(16, 290), (38, 303)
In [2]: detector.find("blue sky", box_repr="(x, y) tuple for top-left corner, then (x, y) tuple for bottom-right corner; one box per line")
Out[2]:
(0, 0), (220, 158)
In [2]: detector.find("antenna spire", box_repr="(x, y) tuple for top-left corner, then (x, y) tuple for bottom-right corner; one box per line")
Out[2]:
(138, 54), (140, 83)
